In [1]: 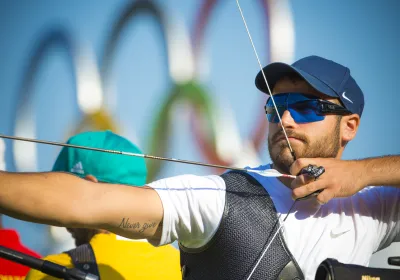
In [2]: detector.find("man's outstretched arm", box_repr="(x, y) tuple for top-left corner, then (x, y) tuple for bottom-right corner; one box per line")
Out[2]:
(0, 171), (163, 241)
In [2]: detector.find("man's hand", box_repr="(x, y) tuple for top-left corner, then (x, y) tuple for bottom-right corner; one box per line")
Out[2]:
(290, 158), (366, 204)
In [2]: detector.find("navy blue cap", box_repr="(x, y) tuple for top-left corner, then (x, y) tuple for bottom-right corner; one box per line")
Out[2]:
(255, 55), (365, 117)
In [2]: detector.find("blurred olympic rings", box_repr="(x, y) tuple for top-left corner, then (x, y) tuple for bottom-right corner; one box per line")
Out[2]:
(11, 0), (295, 182)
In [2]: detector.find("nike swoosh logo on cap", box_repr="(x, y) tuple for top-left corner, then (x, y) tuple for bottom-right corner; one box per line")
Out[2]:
(342, 91), (353, 104)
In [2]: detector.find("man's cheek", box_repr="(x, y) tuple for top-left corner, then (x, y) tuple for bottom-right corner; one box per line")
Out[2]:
(274, 144), (291, 157)
(268, 125), (279, 137)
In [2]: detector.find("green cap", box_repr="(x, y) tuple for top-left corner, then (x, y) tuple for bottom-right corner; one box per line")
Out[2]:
(52, 130), (147, 186)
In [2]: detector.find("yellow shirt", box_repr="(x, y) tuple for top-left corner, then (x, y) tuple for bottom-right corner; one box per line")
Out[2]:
(26, 233), (181, 280)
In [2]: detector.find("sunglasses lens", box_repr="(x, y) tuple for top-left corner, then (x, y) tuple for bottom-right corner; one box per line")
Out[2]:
(265, 97), (325, 124)
(265, 95), (287, 123)
(266, 110), (279, 123)
(265, 104), (284, 123)
(288, 101), (325, 123)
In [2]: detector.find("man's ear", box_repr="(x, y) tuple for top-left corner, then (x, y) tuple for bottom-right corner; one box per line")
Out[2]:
(341, 114), (360, 143)
(84, 175), (98, 183)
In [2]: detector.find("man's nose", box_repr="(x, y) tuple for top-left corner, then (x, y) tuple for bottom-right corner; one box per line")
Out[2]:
(278, 110), (297, 129)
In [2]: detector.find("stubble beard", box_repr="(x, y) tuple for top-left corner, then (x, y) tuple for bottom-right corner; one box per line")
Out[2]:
(268, 120), (341, 174)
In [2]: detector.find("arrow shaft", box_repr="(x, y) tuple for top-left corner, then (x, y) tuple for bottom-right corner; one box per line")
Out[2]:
(0, 134), (248, 172)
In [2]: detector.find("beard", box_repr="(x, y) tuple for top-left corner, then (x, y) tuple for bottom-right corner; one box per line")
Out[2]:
(268, 118), (341, 174)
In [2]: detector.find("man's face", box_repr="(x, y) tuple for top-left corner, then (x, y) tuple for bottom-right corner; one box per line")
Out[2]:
(267, 77), (343, 174)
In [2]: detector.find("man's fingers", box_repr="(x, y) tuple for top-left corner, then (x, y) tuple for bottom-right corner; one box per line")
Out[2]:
(292, 181), (323, 199)
(316, 189), (335, 205)
(291, 174), (315, 189)
(293, 184), (336, 204)
(290, 158), (315, 175)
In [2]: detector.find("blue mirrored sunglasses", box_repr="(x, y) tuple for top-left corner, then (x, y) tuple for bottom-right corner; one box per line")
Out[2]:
(265, 93), (352, 123)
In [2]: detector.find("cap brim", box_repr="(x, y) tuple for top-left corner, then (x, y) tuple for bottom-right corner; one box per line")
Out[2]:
(255, 62), (338, 98)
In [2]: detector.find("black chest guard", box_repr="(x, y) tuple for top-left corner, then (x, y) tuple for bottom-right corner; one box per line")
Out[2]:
(179, 170), (304, 280)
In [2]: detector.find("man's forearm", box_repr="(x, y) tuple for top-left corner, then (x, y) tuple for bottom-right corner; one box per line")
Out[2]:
(0, 171), (91, 227)
(0, 170), (164, 240)
(357, 155), (400, 187)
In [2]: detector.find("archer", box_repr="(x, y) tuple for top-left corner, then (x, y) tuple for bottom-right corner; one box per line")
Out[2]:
(1, 55), (400, 280)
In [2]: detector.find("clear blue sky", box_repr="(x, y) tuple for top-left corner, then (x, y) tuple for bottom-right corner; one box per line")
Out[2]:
(0, 0), (398, 264)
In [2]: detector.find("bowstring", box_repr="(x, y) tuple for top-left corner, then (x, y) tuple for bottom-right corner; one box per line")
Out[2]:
(235, 1), (299, 279)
